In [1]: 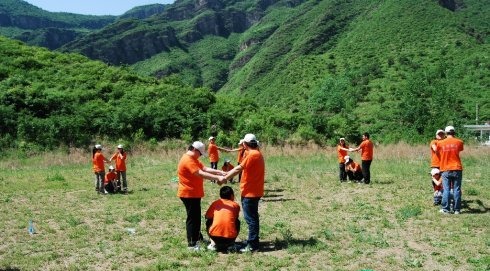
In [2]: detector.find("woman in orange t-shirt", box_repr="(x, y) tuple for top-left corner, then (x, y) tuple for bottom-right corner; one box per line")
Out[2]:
(111, 144), (128, 193)
(337, 138), (349, 182)
(221, 133), (264, 252)
(430, 130), (445, 169)
(92, 144), (109, 194)
(208, 136), (230, 170)
(177, 141), (226, 249)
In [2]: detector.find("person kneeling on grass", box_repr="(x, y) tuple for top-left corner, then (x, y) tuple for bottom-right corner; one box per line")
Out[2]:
(344, 156), (363, 182)
(104, 166), (118, 194)
(431, 168), (443, 205)
(205, 186), (241, 252)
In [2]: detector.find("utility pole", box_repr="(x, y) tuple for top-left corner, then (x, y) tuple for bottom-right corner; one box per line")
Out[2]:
(476, 103), (479, 124)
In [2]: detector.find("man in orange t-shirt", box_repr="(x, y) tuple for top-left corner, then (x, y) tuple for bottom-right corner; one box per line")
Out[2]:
(436, 126), (464, 214)
(349, 132), (374, 184)
(220, 133), (264, 252)
(205, 186), (240, 252)
(337, 138), (349, 182)
(177, 141), (226, 249)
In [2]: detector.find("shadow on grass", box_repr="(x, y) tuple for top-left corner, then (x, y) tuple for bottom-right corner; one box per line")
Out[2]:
(462, 200), (489, 214)
(0, 268), (21, 271)
(265, 189), (285, 193)
(259, 237), (319, 252)
(376, 180), (394, 185)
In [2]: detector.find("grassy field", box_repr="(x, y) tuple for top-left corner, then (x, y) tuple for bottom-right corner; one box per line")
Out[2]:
(0, 143), (488, 271)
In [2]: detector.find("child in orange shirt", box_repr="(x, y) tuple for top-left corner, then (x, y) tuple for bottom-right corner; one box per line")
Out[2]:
(431, 168), (443, 205)
(344, 156), (363, 182)
(221, 159), (235, 183)
(104, 166), (118, 194)
(205, 186), (241, 252)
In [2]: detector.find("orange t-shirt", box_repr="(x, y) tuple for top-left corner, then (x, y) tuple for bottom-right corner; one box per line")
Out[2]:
(346, 161), (362, 173)
(205, 198), (240, 238)
(222, 163), (234, 172)
(92, 152), (106, 172)
(437, 137), (464, 171)
(111, 152), (127, 171)
(337, 144), (348, 163)
(105, 171), (117, 184)
(430, 139), (440, 168)
(177, 154), (205, 198)
(208, 143), (219, 163)
(239, 149), (265, 197)
(359, 139), (374, 161)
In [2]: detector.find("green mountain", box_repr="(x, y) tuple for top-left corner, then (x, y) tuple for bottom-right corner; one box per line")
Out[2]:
(119, 4), (167, 20)
(61, 0), (489, 144)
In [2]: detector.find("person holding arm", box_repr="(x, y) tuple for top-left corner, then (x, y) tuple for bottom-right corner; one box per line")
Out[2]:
(92, 144), (110, 194)
(208, 136), (231, 170)
(177, 141), (226, 250)
(349, 133), (374, 184)
(337, 138), (349, 182)
(111, 144), (127, 193)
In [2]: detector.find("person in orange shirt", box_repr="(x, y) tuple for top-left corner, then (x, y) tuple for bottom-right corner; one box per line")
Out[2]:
(111, 144), (128, 193)
(344, 156), (363, 182)
(92, 144), (110, 194)
(430, 129), (445, 169)
(205, 186), (241, 252)
(436, 126), (464, 214)
(208, 136), (230, 170)
(349, 132), (374, 184)
(430, 168), (443, 205)
(221, 159), (235, 183)
(220, 133), (264, 252)
(177, 141), (226, 250)
(337, 138), (349, 182)
(228, 139), (247, 182)
(104, 166), (118, 194)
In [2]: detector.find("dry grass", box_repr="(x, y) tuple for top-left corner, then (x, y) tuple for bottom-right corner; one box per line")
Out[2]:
(0, 143), (488, 271)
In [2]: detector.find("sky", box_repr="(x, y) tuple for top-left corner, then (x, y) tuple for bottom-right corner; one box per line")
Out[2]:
(24, 0), (175, 16)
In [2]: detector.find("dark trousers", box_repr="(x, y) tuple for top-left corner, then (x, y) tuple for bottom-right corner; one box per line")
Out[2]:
(339, 163), (347, 181)
(242, 197), (260, 249)
(361, 160), (372, 184)
(210, 162), (218, 170)
(347, 170), (363, 181)
(180, 198), (203, 247)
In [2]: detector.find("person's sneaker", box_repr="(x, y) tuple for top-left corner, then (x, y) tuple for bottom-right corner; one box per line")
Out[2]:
(439, 209), (450, 214)
(454, 211), (461, 215)
(207, 243), (216, 251)
(239, 244), (258, 253)
(187, 245), (201, 251)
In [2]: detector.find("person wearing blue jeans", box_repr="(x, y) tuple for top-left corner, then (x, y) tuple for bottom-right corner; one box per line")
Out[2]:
(441, 170), (462, 213)
(241, 197), (260, 249)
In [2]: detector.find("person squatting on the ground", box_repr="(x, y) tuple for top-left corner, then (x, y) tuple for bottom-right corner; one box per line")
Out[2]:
(219, 134), (265, 253)
(349, 133), (374, 184)
(92, 144), (110, 194)
(337, 138), (350, 182)
(111, 144), (128, 193)
(344, 156), (363, 182)
(104, 166), (118, 194)
(205, 186), (241, 252)
(431, 168), (443, 205)
(435, 126), (464, 214)
(177, 141), (226, 250)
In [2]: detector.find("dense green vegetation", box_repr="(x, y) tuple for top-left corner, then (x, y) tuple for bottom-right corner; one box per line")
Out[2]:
(0, 0), (489, 150)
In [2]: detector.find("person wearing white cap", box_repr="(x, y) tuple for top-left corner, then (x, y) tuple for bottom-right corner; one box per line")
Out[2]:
(430, 168), (443, 205)
(177, 141), (227, 250)
(430, 129), (446, 170)
(220, 133), (264, 252)
(104, 165), (118, 194)
(344, 156), (363, 182)
(111, 144), (128, 193)
(92, 144), (110, 194)
(435, 126), (464, 214)
(337, 138), (350, 182)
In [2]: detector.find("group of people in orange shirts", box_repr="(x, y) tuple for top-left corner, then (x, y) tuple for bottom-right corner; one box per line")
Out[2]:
(91, 144), (128, 194)
(430, 126), (464, 214)
(336, 133), (374, 184)
(177, 134), (265, 253)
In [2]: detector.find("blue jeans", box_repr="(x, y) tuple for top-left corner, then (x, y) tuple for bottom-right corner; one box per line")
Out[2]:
(441, 170), (462, 212)
(241, 197), (260, 249)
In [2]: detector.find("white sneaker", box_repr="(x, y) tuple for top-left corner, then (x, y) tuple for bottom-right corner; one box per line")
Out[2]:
(439, 209), (449, 214)
(454, 211), (460, 215)
(187, 245), (201, 251)
(207, 243), (216, 251)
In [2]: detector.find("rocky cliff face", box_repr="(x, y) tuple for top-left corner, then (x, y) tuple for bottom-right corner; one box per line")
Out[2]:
(119, 4), (167, 20)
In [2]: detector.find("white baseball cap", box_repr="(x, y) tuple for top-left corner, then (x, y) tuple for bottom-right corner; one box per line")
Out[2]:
(95, 144), (102, 150)
(208, 136), (215, 141)
(109, 165), (115, 170)
(445, 126), (455, 133)
(117, 144), (124, 149)
(431, 168), (440, 176)
(344, 155), (351, 164)
(339, 137), (345, 141)
(435, 130), (445, 136)
(243, 133), (258, 143)
(192, 141), (206, 156)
